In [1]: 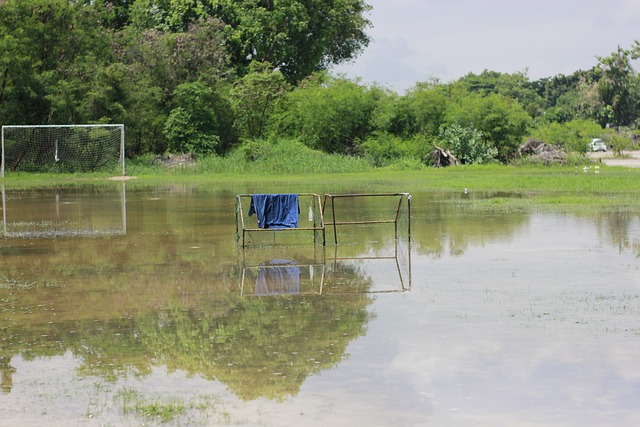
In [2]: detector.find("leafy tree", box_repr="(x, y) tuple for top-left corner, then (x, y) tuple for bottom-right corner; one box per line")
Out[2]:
(438, 124), (497, 164)
(596, 45), (639, 128)
(456, 70), (546, 118)
(445, 92), (532, 161)
(0, 0), (111, 124)
(277, 74), (382, 154)
(110, 17), (230, 154)
(392, 81), (449, 138)
(164, 81), (233, 155)
(604, 130), (633, 155)
(129, 0), (373, 83)
(230, 61), (290, 140)
(361, 131), (407, 167)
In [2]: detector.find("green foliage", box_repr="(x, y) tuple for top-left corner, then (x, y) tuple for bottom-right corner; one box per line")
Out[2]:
(362, 132), (407, 167)
(596, 46), (639, 128)
(456, 70), (546, 118)
(603, 130), (633, 155)
(220, 138), (372, 174)
(128, 0), (372, 83)
(529, 119), (603, 152)
(230, 62), (290, 140)
(163, 81), (234, 155)
(3, 1), (639, 168)
(550, 71), (604, 124)
(0, 0), (111, 124)
(389, 81), (449, 138)
(438, 124), (497, 164)
(445, 92), (532, 161)
(277, 75), (382, 154)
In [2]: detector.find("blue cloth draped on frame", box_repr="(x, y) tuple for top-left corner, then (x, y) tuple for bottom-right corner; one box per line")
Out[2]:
(248, 194), (299, 229)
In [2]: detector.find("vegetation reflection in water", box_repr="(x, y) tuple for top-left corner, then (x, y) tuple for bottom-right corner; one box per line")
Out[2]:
(1, 183), (640, 425)
(0, 184), (389, 404)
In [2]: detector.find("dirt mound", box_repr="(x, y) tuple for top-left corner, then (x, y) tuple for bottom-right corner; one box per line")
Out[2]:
(153, 153), (196, 167)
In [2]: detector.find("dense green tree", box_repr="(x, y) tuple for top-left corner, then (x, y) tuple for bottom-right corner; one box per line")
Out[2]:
(456, 70), (546, 118)
(0, 0), (111, 124)
(164, 81), (231, 154)
(393, 81), (449, 138)
(276, 74), (382, 154)
(529, 119), (603, 152)
(230, 61), (290, 140)
(596, 46), (639, 128)
(445, 92), (532, 161)
(129, 0), (372, 83)
(438, 124), (497, 164)
(110, 17), (230, 154)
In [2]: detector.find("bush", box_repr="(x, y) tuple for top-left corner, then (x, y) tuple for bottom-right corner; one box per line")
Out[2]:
(528, 119), (603, 152)
(438, 124), (497, 164)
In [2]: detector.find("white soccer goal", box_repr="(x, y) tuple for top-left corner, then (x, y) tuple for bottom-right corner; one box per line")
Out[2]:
(1, 124), (125, 177)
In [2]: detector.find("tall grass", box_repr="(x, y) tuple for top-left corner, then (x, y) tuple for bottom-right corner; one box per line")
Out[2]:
(127, 138), (375, 175)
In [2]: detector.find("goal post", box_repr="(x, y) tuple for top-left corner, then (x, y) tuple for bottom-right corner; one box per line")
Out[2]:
(1, 124), (125, 177)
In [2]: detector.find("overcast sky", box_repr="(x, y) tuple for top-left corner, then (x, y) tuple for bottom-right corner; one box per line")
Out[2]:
(331, 0), (640, 93)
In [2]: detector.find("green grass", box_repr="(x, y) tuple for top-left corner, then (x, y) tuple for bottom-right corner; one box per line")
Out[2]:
(2, 139), (640, 210)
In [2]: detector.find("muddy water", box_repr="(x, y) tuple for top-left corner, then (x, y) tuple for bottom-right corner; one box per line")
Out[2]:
(1, 184), (639, 426)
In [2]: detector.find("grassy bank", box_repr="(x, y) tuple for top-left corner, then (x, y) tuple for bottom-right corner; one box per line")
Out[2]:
(2, 139), (639, 210)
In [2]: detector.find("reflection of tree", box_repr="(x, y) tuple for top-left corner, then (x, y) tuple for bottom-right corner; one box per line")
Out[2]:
(0, 293), (372, 401)
(411, 192), (530, 257)
(142, 295), (372, 400)
(1, 185), (383, 401)
(1, 355), (16, 393)
(0, 261), (373, 401)
(590, 212), (640, 257)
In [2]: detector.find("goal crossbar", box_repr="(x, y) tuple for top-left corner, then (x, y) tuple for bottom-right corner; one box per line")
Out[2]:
(1, 124), (125, 177)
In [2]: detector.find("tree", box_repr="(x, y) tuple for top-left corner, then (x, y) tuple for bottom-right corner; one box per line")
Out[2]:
(230, 61), (290, 141)
(393, 81), (449, 138)
(529, 119), (603, 153)
(277, 74), (381, 154)
(163, 81), (228, 155)
(0, 0), (111, 124)
(445, 92), (532, 162)
(438, 124), (497, 165)
(129, 0), (373, 83)
(111, 17), (230, 154)
(457, 70), (545, 118)
(596, 46), (639, 128)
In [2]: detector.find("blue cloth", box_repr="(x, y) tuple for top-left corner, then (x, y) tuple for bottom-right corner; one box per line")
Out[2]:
(255, 259), (301, 295)
(248, 194), (299, 229)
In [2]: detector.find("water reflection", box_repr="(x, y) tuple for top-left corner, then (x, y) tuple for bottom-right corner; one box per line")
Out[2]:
(1, 185), (640, 425)
(2, 184), (127, 238)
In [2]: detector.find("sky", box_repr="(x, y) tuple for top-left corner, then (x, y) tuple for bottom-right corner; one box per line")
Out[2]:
(331, 0), (640, 93)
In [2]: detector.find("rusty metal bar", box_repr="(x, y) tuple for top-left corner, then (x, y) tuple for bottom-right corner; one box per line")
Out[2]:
(324, 220), (395, 226)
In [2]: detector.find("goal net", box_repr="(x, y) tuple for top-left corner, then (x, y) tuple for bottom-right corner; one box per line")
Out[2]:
(1, 124), (125, 176)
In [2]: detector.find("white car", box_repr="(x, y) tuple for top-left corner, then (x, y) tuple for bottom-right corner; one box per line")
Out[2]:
(590, 138), (607, 152)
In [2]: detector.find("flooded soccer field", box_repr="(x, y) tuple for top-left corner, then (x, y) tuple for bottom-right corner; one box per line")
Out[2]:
(1, 182), (639, 426)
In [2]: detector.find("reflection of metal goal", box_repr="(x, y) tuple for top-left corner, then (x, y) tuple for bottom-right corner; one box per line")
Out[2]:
(235, 193), (325, 248)
(238, 248), (326, 297)
(237, 192), (412, 294)
(1, 183), (127, 238)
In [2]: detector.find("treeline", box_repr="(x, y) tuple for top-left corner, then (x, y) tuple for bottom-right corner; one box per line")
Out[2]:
(1, 0), (639, 166)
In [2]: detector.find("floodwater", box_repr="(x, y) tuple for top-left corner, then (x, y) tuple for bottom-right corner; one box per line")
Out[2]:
(1, 183), (639, 427)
